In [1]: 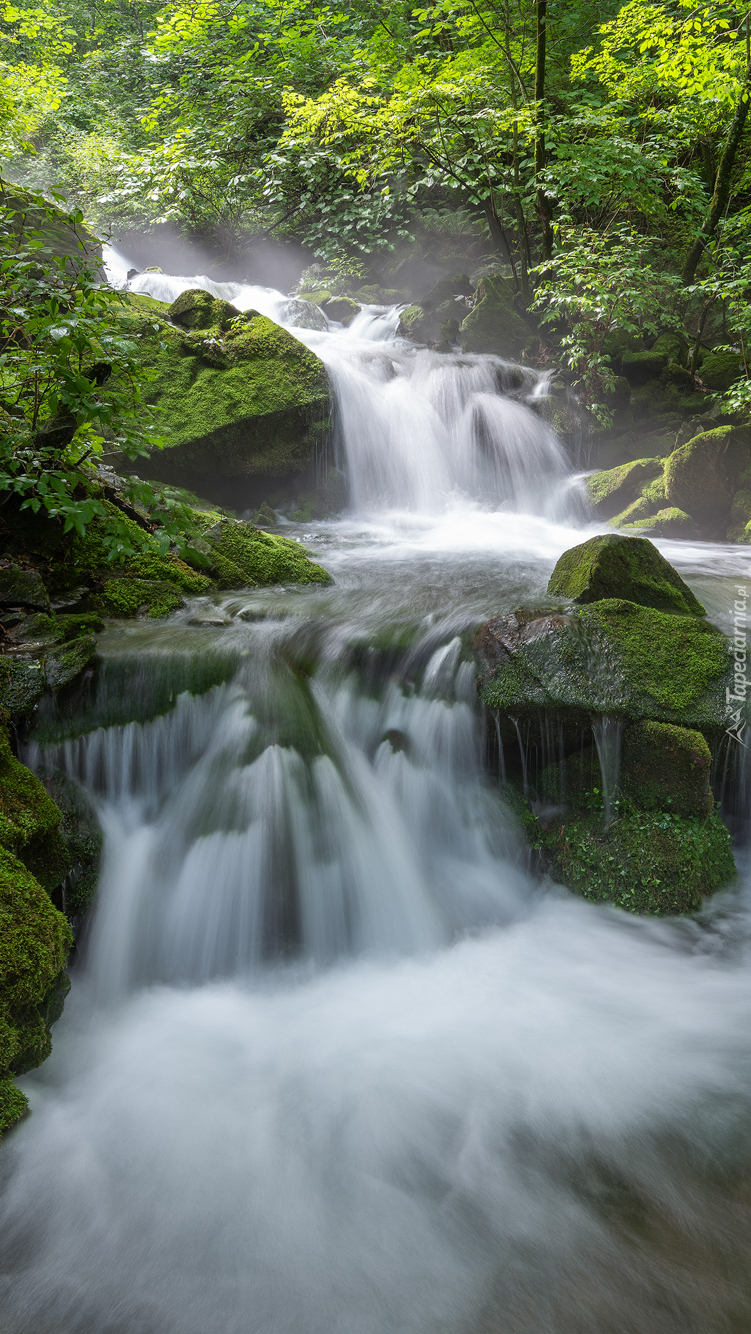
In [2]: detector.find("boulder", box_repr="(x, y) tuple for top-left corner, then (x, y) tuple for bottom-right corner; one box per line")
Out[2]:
(623, 507), (696, 537)
(546, 534), (704, 615)
(620, 720), (713, 818)
(0, 179), (101, 270)
(459, 274), (531, 359)
(699, 349), (745, 392)
(586, 458), (663, 517)
(321, 297), (360, 326)
(0, 565), (51, 612)
(478, 597), (728, 733)
(621, 348), (670, 384)
(664, 425), (751, 526)
(168, 289), (242, 331)
(131, 307), (331, 499)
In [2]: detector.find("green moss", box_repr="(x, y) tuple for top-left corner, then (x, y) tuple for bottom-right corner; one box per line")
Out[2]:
(0, 844), (72, 1134)
(0, 728), (71, 891)
(699, 349), (745, 392)
(56, 612), (105, 640)
(579, 600), (727, 713)
(41, 773), (102, 918)
(97, 578), (185, 619)
(547, 534), (705, 615)
(586, 458), (664, 517)
(621, 349), (670, 383)
(44, 635), (97, 692)
(480, 599), (729, 730)
(641, 475), (666, 505)
(126, 552), (211, 594)
(542, 808), (735, 914)
(620, 721), (713, 818)
(0, 657), (46, 718)
(624, 507), (694, 535)
(0, 1075), (28, 1135)
(209, 520), (331, 586)
(611, 495), (656, 527)
(168, 288), (240, 331)
(134, 313), (330, 481)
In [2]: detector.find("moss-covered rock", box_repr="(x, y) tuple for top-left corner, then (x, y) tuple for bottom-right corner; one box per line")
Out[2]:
(459, 274), (531, 359)
(0, 845), (72, 1136)
(699, 349), (745, 392)
(547, 534), (705, 615)
(0, 565), (50, 612)
(200, 517), (331, 586)
(664, 425), (750, 526)
(126, 307), (331, 494)
(0, 727), (71, 891)
(40, 772), (102, 919)
(0, 178), (101, 270)
(620, 720), (713, 818)
(478, 599), (729, 731)
(168, 288), (241, 331)
(621, 348), (670, 384)
(623, 506), (696, 536)
(586, 458), (664, 518)
(539, 807), (734, 915)
(321, 296), (360, 326)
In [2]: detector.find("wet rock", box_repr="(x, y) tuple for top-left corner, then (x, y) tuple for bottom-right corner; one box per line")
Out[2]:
(321, 297), (360, 326)
(188, 612), (229, 627)
(478, 598), (728, 732)
(623, 507), (696, 537)
(621, 348), (670, 384)
(44, 635), (97, 692)
(547, 534), (704, 615)
(0, 566), (50, 612)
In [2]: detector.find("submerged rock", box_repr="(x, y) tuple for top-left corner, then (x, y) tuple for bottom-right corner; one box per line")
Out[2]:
(546, 534), (705, 616)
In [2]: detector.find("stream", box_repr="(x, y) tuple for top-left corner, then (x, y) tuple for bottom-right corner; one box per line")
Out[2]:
(2, 261), (751, 1332)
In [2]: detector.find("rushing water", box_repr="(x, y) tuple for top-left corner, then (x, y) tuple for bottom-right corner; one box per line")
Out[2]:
(2, 261), (751, 1333)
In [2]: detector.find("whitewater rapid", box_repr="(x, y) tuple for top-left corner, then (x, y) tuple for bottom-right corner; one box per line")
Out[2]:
(2, 257), (751, 1333)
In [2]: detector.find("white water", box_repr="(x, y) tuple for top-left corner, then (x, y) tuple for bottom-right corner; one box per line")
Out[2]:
(2, 259), (751, 1332)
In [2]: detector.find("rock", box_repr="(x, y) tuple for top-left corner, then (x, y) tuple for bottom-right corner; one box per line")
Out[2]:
(398, 304), (427, 341)
(197, 518), (330, 587)
(623, 507), (696, 536)
(664, 425), (751, 526)
(651, 332), (688, 364)
(353, 285), (408, 304)
(0, 566), (51, 612)
(0, 180), (101, 271)
(586, 458), (663, 517)
(131, 309), (331, 495)
(255, 501), (278, 526)
(547, 534), (704, 616)
(478, 598), (727, 732)
(459, 274), (531, 359)
(44, 635), (97, 692)
(621, 348), (670, 384)
(620, 720), (713, 818)
(699, 349), (745, 392)
(321, 297), (360, 326)
(0, 842), (72, 1136)
(728, 487), (751, 542)
(0, 658), (45, 718)
(168, 288), (241, 331)
(538, 805), (734, 915)
(188, 613), (230, 627)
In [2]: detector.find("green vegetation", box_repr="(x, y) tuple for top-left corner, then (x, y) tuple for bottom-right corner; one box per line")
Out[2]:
(620, 720), (713, 819)
(547, 533), (705, 615)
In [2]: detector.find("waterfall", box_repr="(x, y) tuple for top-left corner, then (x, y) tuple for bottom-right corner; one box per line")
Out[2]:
(27, 638), (530, 997)
(591, 715), (624, 827)
(103, 249), (587, 523)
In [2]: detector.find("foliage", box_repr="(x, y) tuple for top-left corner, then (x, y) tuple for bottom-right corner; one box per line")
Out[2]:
(0, 184), (176, 560)
(531, 225), (682, 419)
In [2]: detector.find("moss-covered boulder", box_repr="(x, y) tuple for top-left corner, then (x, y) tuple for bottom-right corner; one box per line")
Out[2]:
(0, 728), (71, 891)
(622, 507), (696, 537)
(197, 516), (331, 586)
(664, 425), (750, 527)
(0, 566), (51, 612)
(586, 458), (664, 518)
(168, 288), (243, 331)
(321, 296), (360, 326)
(127, 303), (331, 499)
(459, 274), (531, 359)
(547, 534), (705, 615)
(621, 347), (670, 384)
(0, 845), (72, 1135)
(479, 598), (728, 733)
(699, 349), (745, 392)
(620, 720), (713, 818)
(538, 808), (734, 915)
(0, 178), (101, 269)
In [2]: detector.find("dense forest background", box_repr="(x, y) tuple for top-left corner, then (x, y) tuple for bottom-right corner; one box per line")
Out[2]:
(2, 0), (751, 538)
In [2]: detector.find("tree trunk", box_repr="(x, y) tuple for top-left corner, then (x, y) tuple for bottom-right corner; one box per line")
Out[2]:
(534, 0), (553, 261)
(683, 59), (751, 284)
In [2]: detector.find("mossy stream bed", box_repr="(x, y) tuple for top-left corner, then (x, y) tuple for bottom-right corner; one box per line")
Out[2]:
(2, 511), (751, 1333)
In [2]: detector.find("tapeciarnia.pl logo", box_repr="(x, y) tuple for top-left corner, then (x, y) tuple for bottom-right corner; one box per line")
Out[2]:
(726, 584), (748, 746)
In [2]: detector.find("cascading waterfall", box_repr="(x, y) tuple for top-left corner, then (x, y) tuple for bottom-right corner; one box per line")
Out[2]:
(2, 256), (751, 1334)
(104, 247), (585, 520)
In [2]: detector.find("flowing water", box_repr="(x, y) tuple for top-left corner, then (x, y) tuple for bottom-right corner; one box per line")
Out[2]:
(2, 260), (751, 1333)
